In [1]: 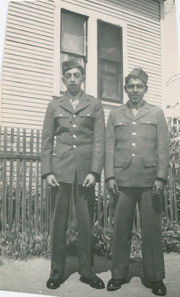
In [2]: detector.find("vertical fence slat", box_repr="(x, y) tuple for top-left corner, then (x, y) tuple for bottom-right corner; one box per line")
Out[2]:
(22, 129), (27, 232)
(35, 130), (40, 231)
(9, 128), (14, 228)
(16, 128), (20, 229)
(28, 130), (33, 226)
(2, 128), (8, 231)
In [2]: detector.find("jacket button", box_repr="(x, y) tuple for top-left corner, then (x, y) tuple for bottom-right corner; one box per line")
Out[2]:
(73, 135), (76, 138)
(73, 114), (76, 118)
(73, 145), (76, 148)
(72, 124), (77, 127)
(132, 132), (136, 135)
(132, 153), (136, 157)
(132, 143), (136, 147)
(132, 122), (136, 125)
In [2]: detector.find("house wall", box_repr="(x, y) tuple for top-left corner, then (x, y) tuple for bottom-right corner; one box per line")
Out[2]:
(0, 0), (164, 129)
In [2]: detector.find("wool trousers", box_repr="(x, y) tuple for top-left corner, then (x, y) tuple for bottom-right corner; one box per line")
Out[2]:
(49, 179), (95, 280)
(112, 187), (165, 282)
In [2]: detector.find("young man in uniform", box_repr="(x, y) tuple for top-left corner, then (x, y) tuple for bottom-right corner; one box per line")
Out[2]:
(105, 68), (169, 296)
(41, 58), (105, 290)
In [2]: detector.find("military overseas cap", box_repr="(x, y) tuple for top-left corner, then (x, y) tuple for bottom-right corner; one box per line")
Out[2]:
(125, 67), (148, 85)
(62, 58), (84, 76)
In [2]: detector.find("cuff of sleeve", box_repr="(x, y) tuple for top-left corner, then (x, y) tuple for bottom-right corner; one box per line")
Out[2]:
(105, 176), (115, 183)
(42, 173), (52, 179)
(156, 177), (167, 184)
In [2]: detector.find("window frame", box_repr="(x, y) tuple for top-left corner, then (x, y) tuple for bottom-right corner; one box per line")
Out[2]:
(53, 1), (127, 106)
(97, 20), (123, 103)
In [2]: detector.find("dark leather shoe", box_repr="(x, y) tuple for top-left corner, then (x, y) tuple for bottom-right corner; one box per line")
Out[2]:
(107, 278), (126, 291)
(80, 275), (105, 289)
(46, 278), (62, 289)
(151, 280), (166, 296)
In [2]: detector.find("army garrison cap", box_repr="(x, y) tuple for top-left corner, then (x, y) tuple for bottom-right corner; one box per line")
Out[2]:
(125, 68), (148, 85)
(62, 58), (84, 75)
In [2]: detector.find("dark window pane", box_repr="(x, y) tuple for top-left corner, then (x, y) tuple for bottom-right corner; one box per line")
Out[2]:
(61, 11), (86, 56)
(98, 22), (121, 62)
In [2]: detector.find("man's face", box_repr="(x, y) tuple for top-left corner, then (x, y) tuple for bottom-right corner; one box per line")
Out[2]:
(62, 67), (84, 96)
(124, 77), (148, 105)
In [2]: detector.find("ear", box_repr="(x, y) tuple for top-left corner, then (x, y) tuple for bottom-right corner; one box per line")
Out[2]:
(124, 85), (127, 93)
(145, 85), (148, 93)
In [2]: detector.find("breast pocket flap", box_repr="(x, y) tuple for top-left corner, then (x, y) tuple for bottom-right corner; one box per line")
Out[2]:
(140, 119), (157, 125)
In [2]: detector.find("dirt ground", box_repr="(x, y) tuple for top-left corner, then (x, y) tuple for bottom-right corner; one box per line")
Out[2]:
(0, 253), (179, 297)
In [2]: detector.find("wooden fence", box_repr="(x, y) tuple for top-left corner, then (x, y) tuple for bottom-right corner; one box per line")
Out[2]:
(0, 126), (179, 234)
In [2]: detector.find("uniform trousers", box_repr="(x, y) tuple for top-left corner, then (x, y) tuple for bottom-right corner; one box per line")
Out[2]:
(50, 178), (95, 280)
(112, 187), (165, 282)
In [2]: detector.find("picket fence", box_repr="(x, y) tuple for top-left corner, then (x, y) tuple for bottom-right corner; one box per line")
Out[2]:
(0, 126), (179, 234)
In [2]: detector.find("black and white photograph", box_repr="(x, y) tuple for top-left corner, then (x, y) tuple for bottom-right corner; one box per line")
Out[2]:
(0, 1), (180, 297)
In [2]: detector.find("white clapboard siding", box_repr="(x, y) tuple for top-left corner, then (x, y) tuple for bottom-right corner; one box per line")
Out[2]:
(0, 0), (164, 129)
(1, 0), (54, 129)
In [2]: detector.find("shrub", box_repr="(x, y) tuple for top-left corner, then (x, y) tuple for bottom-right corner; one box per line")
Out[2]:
(0, 223), (50, 260)
(162, 217), (180, 253)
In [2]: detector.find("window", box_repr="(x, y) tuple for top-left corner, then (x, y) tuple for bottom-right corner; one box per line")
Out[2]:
(98, 21), (123, 102)
(60, 10), (87, 92)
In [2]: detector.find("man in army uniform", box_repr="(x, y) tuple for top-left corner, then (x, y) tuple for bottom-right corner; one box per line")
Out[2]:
(105, 68), (169, 296)
(41, 58), (105, 290)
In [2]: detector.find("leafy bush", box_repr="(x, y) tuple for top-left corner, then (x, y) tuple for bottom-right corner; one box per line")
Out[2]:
(0, 223), (50, 260)
(93, 225), (112, 257)
(162, 217), (180, 253)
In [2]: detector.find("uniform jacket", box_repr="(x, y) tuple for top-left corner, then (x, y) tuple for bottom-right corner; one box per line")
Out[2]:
(41, 92), (105, 184)
(105, 100), (169, 187)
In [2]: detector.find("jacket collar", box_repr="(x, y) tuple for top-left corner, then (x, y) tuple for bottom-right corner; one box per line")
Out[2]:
(122, 100), (151, 120)
(55, 91), (91, 114)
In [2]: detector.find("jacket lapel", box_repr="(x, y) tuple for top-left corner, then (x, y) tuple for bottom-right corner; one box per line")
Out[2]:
(121, 104), (134, 120)
(75, 92), (91, 113)
(134, 102), (151, 120)
(58, 93), (75, 114)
